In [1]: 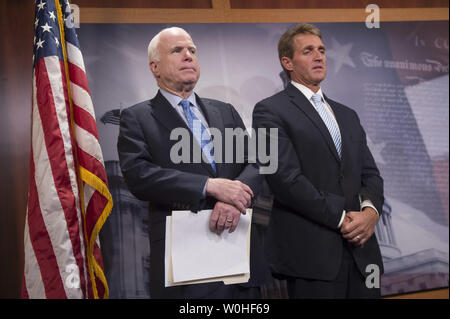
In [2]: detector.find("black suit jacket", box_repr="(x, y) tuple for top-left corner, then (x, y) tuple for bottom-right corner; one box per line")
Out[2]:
(117, 91), (269, 298)
(252, 83), (384, 281)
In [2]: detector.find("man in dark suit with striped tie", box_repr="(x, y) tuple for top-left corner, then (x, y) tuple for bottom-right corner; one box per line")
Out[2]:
(117, 27), (269, 298)
(252, 23), (384, 298)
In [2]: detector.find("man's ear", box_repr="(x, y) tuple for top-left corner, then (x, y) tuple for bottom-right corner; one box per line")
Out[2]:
(280, 57), (293, 72)
(150, 61), (159, 77)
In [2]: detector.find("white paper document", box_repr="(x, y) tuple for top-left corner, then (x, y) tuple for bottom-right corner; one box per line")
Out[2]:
(165, 209), (251, 286)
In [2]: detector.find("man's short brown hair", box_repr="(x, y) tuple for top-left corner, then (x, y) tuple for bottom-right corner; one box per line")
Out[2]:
(278, 23), (322, 77)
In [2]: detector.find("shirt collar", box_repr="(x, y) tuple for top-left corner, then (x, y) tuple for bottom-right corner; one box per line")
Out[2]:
(290, 80), (324, 102)
(159, 88), (197, 109)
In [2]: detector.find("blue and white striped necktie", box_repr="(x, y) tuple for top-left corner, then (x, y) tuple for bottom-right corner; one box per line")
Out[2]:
(179, 99), (216, 172)
(310, 94), (342, 158)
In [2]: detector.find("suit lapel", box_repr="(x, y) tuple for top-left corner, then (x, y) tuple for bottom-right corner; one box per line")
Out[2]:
(150, 91), (189, 133)
(286, 84), (341, 163)
(150, 91), (216, 176)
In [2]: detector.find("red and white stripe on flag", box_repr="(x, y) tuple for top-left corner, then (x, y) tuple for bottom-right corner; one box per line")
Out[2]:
(23, 0), (112, 299)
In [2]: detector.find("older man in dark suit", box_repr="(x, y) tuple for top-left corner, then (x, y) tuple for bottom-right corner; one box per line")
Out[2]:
(252, 23), (384, 298)
(118, 27), (269, 298)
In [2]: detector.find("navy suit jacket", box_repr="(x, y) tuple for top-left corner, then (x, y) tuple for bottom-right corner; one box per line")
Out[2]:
(252, 83), (384, 281)
(118, 91), (270, 298)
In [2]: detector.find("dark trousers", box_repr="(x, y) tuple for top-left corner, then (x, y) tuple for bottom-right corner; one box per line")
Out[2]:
(286, 243), (381, 299)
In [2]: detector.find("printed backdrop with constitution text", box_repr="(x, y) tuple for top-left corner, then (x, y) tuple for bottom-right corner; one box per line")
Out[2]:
(77, 22), (448, 298)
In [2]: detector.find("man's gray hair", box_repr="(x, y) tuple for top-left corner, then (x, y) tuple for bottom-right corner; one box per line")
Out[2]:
(147, 27), (191, 63)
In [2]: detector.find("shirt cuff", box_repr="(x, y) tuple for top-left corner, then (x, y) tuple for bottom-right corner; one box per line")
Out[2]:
(361, 199), (379, 217)
(337, 210), (346, 228)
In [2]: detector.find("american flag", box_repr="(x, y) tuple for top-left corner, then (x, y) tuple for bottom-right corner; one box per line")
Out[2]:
(23, 0), (112, 299)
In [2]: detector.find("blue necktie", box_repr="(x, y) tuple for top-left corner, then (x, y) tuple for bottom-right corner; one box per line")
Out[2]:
(311, 94), (342, 158)
(179, 99), (216, 173)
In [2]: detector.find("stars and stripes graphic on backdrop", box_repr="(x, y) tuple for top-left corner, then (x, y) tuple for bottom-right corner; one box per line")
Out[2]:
(23, 0), (113, 299)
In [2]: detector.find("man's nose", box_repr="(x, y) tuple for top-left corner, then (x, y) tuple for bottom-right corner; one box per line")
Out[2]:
(183, 49), (193, 60)
(312, 49), (324, 60)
